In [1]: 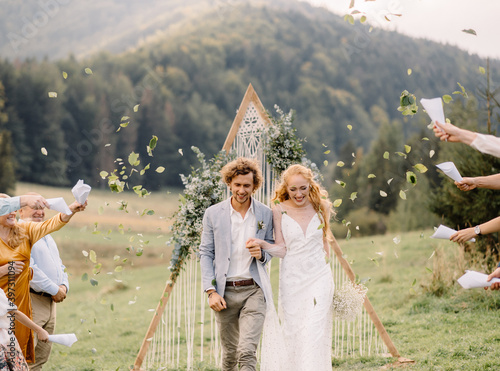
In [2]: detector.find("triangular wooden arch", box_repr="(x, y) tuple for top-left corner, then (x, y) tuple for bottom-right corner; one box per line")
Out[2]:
(133, 84), (408, 371)
(222, 83), (271, 152)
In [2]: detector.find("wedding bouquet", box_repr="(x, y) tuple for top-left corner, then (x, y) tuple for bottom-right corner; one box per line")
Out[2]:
(332, 281), (368, 322)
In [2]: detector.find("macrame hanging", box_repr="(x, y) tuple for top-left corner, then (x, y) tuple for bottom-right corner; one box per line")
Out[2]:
(133, 84), (406, 371)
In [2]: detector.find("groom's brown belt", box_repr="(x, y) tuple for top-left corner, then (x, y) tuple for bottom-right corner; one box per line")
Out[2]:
(226, 279), (255, 287)
(30, 288), (52, 298)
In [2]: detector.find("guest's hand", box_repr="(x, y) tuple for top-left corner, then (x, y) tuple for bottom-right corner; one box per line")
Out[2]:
(52, 285), (67, 303)
(433, 121), (476, 145)
(69, 201), (87, 214)
(450, 228), (476, 243)
(485, 267), (500, 291)
(21, 195), (49, 210)
(455, 177), (477, 192)
(36, 328), (50, 343)
(208, 291), (227, 312)
(0, 261), (24, 277)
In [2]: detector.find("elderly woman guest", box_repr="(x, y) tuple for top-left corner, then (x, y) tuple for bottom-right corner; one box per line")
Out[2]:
(0, 194), (86, 364)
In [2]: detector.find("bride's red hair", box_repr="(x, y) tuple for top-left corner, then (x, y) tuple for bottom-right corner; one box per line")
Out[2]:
(272, 164), (334, 241)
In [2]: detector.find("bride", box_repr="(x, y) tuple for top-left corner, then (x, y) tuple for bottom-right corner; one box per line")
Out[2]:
(249, 164), (335, 370)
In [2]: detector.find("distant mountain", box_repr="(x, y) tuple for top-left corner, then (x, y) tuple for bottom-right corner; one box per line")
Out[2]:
(0, 0), (498, 189)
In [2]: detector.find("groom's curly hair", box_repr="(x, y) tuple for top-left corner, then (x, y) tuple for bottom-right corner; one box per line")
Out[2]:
(220, 157), (263, 192)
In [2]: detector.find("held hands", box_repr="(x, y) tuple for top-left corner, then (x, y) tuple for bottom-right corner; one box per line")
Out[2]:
(208, 290), (227, 312)
(450, 228), (476, 243)
(485, 267), (500, 291)
(245, 238), (262, 260)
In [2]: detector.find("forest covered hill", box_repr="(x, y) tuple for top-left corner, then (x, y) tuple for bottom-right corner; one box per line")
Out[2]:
(0, 0), (498, 191)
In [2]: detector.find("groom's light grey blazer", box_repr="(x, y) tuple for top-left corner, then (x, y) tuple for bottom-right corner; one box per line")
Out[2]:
(199, 197), (274, 300)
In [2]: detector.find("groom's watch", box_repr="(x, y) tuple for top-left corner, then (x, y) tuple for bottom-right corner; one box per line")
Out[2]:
(474, 225), (481, 235)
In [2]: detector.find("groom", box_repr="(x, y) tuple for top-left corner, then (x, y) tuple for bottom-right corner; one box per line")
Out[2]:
(200, 157), (274, 371)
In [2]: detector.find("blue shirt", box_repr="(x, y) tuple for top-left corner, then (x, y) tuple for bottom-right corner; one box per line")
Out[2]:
(29, 234), (69, 296)
(0, 197), (20, 216)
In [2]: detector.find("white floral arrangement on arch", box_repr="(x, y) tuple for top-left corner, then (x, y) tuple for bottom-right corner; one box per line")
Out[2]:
(332, 280), (368, 322)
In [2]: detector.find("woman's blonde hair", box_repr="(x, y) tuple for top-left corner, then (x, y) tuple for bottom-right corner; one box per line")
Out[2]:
(0, 193), (26, 248)
(272, 164), (334, 240)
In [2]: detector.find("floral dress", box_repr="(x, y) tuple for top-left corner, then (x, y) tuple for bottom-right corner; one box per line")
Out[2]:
(0, 290), (28, 371)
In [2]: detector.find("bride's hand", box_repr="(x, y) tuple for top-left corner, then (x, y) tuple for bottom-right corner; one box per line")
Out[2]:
(246, 238), (262, 248)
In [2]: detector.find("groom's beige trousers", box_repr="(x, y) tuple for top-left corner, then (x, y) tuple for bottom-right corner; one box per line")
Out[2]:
(215, 283), (266, 371)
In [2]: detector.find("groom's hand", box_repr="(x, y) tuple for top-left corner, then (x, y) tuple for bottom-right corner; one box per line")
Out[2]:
(208, 290), (227, 311)
(246, 239), (262, 260)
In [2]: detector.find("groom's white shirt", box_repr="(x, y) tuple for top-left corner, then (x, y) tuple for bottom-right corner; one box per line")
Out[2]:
(227, 198), (255, 280)
(199, 197), (274, 300)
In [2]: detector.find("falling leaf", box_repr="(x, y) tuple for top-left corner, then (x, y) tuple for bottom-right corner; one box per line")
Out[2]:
(90, 278), (99, 286)
(347, 124), (352, 131)
(62, 71), (68, 79)
(128, 152), (140, 166)
(383, 151), (389, 160)
(360, 15), (366, 23)
(335, 180), (346, 188)
(426, 267), (433, 273)
(84, 67), (93, 75)
(369, 257), (379, 267)
(395, 151), (407, 159)
(399, 190), (407, 200)
(479, 66), (485, 74)
(317, 223), (324, 230)
(115, 266), (123, 272)
(133, 104), (140, 112)
(368, 174), (376, 178)
(346, 228), (351, 241)
(337, 161), (345, 167)
(81, 273), (88, 281)
(324, 150), (331, 154)
(82, 250), (89, 257)
(380, 190), (387, 197)
(429, 150), (435, 158)
(412, 278), (417, 286)
(178, 148), (183, 156)
(89, 250), (97, 264)
(462, 29), (477, 36)
(442, 95), (453, 104)
(104, 143), (111, 147)
(41, 147), (48, 156)
(324, 160), (329, 166)
(156, 166), (165, 173)
(349, 192), (357, 202)
(344, 14), (355, 25)
(404, 145), (411, 153)
(428, 251), (435, 260)
(406, 171), (417, 185)
(98, 206), (104, 215)
(48, 92), (57, 98)
(387, 178), (393, 185)
(393, 236), (401, 244)
(422, 137), (429, 141)
(333, 199), (343, 208)
(407, 68), (412, 76)
(99, 170), (108, 179)
(413, 164), (428, 173)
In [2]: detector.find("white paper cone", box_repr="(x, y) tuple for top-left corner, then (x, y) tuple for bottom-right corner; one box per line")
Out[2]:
(436, 162), (463, 182)
(48, 333), (78, 347)
(457, 270), (500, 289)
(430, 224), (475, 242)
(46, 198), (72, 215)
(72, 179), (91, 204)
(420, 97), (445, 125)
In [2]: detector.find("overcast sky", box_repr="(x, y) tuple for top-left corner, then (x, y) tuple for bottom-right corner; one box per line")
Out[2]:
(305, 0), (500, 61)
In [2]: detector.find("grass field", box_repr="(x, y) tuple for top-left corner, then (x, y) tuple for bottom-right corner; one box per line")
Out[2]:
(11, 183), (500, 370)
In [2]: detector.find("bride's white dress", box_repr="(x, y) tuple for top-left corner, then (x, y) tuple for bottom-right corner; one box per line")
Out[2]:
(279, 211), (334, 370)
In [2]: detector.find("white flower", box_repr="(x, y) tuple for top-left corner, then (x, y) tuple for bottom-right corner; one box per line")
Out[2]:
(332, 281), (368, 322)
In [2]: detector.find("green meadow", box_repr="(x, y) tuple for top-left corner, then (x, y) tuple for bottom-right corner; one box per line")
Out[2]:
(14, 183), (500, 370)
